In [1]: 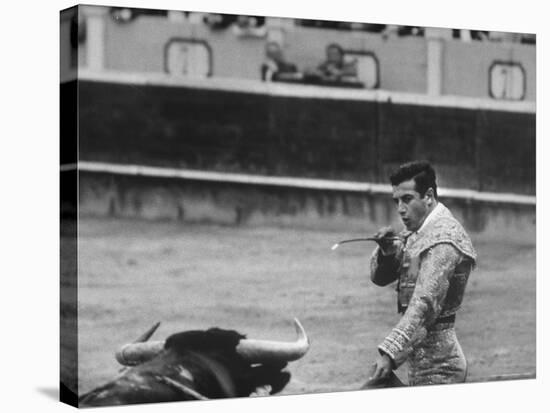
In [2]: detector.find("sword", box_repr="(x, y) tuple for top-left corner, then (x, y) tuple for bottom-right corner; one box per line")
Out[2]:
(331, 236), (401, 251)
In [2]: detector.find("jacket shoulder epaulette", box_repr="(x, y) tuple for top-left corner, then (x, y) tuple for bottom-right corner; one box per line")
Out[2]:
(407, 206), (477, 263)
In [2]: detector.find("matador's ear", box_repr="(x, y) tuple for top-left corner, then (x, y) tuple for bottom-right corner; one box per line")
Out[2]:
(424, 187), (435, 204)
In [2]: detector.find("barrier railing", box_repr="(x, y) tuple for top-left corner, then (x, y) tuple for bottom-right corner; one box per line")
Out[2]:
(62, 161), (536, 206)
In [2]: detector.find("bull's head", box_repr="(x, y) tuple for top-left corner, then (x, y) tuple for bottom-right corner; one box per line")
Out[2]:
(79, 319), (309, 407)
(116, 318), (309, 366)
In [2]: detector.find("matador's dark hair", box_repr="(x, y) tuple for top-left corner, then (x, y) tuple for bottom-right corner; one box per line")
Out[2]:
(389, 160), (438, 198)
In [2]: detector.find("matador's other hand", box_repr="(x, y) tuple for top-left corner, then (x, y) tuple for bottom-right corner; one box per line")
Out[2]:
(369, 353), (393, 382)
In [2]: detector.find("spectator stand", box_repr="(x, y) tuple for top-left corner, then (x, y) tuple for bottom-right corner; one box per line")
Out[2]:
(73, 7), (534, 100)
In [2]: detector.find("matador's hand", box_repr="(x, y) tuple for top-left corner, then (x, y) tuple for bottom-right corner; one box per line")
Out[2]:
(374, 226), (398, 256)
(369, 353), (393, 382)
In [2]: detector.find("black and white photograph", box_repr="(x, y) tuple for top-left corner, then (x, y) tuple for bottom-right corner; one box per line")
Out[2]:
(56, 0), (540, 410)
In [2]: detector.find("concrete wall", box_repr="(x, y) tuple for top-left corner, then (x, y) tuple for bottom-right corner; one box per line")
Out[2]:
(67, 76), (535, 239)
(443, 40), (535, 100)
(75, 78), (535, 195)
(103, 16), (266, 79)
(77, 172), (535, 243)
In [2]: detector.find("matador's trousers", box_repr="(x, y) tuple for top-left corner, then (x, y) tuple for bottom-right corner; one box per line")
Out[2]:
(407, 322), (467, 386)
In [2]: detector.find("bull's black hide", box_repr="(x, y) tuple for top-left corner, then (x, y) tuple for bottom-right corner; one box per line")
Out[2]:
(79, 328), (290, 407)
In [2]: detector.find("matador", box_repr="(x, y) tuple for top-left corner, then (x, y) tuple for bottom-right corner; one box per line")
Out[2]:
(368, 161), (476, 387)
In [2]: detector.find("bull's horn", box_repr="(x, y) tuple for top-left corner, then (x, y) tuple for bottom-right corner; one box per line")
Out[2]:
(115, 322), (164, 366)
(135, 321), (161, 343)
(115, 340), (165, 366)
(236, 318), (310, 364)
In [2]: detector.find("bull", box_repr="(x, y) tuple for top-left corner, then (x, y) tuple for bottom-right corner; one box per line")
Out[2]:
(79, 318), (309, 407)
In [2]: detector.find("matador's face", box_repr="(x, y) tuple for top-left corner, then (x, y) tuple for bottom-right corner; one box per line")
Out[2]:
(391, 179), (434, 232)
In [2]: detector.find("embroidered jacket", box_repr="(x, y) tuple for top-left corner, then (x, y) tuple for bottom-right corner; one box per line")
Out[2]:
(370, 203), (476, 367)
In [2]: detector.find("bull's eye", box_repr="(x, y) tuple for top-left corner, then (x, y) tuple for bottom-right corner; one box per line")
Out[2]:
(177, 366), (194, 382)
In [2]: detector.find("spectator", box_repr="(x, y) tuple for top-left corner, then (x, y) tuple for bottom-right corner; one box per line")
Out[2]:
(109, 7), (167, 23)
(397, 25), (424, 37)
(380, 24), (400, 39)
(470, 30), (489, 41)
(261, 42), (299, 81)
(305, 43), (358, 82)
(202, 13), (237, 30)
(233, 15), (267, 37)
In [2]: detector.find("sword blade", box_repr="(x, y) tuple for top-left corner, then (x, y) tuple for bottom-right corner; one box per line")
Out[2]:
(331, 236), (401, 250)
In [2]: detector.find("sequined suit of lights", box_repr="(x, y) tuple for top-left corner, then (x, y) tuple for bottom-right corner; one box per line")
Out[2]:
(370, 203), (476, 386)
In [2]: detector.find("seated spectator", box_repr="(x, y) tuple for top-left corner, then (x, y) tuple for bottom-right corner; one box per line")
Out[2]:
(397, 25), (424, 36)
(261, 42), (300, 81)
(380, 25), (424, 39)
(305, 43), (358, 82)
(109, 7), (167, 23)
(233, 15), (267, 37)
(202, 13), (238, 30)
(470, 30), (489, 41)
(110, 7), (135, 23)
(380, 24), (400, 39)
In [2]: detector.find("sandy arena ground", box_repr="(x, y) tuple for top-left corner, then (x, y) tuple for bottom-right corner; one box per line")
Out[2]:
(72, 217), (536, 396)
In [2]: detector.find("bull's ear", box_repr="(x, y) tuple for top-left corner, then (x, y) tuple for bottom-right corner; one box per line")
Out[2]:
(268, 371), (291, 394)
